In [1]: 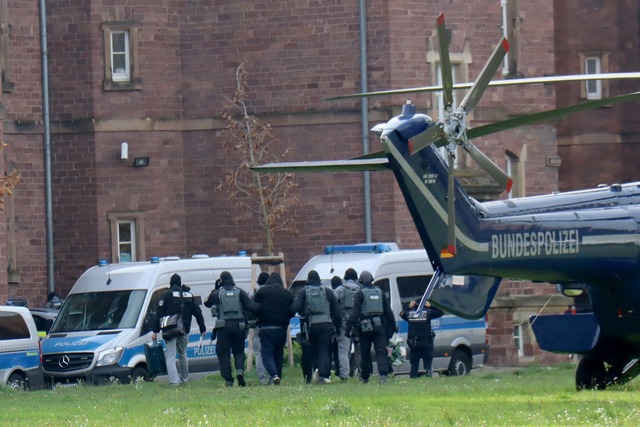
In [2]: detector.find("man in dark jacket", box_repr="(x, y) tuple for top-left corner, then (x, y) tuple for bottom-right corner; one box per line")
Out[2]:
(204, 271), (259, 387)
(253, 272), (293, 385)
(152, 273), (206, 387)
(400, 299), (444, 378)
(290, 270), (342, 384)
(347, 270), (396, 384)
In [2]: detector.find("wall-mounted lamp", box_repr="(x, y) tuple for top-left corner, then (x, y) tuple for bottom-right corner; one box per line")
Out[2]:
(133, 157), (150, 167)
(120, 142), (150, 167)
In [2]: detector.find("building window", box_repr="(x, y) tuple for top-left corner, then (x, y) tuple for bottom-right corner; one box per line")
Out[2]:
(585, 56), (601, 100)
(108, 211), (146, 263)
(0, 0), (14, 92)
(101, 21), (142, 91)
(513, 323), (524, 357)
(111, 31), (130, 82)
(579, 52), (609, 100)
(506, 152), (519, 199)
(500, 0), (520, 77)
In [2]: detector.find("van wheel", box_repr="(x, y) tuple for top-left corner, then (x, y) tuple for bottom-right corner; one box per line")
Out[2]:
(7, 373), (27, 390)
(130, 366), (151, 383)
(448, 350), (471, 376)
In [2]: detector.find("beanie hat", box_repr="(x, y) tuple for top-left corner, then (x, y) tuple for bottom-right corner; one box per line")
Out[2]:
(170, 274), (182, 287)
(344, 268), (358, 281)
(331, 276), (343, 289)
(307, 270), (320, 282)
(257, 272), (270, 286)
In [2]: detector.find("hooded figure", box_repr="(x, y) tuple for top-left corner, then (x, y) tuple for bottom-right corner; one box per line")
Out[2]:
(253, 272), (294, 384)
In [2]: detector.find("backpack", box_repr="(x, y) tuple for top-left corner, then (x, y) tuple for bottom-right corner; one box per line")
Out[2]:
(304, 286), (332, 325)
(218, 287), (244, 320)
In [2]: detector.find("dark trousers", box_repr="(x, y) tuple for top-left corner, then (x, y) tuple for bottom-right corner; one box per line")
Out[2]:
(359, 324), (389, 380)
(409, 338), (434, 378)
(215, 320), (246, 383)
(259, 326), (287, 379)
(301, 322), (333, 382)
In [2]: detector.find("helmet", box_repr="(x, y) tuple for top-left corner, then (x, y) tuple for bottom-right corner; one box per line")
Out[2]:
(359, 270), (373, 286)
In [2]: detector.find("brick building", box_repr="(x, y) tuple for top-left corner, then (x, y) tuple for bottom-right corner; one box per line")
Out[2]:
(1, 1), (639, 366)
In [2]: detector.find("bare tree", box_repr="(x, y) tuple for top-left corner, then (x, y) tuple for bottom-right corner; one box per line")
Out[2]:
(218, 60), (298, 255)
(0, 142), (20, 211)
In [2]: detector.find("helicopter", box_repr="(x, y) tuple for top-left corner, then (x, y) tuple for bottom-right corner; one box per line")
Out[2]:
(254, 14), (640, 390)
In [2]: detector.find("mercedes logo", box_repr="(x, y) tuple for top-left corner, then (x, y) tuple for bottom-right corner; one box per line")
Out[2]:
(58, 355), (70, 369)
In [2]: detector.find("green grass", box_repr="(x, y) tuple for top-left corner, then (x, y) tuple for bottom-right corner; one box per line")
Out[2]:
(2, 363), (640, 426)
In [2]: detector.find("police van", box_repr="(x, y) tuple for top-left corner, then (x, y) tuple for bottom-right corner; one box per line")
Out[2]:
(290, 243), (488, 376)
(41, 255), (254, 385)
(0, 305), (45, 390)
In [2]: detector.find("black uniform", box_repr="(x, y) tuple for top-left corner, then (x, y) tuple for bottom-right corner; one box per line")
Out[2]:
(204, 271), (259, 387)
(290, 270), (342, 383)
(348, 280), (396, 383)
(400, 301), (444, 377)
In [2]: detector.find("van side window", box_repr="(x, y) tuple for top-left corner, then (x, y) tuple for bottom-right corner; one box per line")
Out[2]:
(142, 289), (166, 335)
(396, 275), (433, 308)
(375, 279), (391, 302)
(0, 312), (30, 340)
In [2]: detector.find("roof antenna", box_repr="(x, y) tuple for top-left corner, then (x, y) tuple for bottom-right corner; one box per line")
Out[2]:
(329, 245), (335, 274)
(106, 264), (112, 285)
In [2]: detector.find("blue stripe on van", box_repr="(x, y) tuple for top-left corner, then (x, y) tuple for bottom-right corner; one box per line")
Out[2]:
(0, 347), (41, 370)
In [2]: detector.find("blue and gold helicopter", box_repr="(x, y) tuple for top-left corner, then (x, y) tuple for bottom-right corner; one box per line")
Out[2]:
(255, 14), (640, 390)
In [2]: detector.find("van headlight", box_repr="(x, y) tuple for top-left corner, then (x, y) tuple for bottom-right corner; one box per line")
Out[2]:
(96, 347), (124, 366)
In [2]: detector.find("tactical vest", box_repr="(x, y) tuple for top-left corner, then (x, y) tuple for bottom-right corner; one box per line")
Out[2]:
(304, 285), (332, 325)
(218, 287), (244, 320)
(360, 287), (384, 316)
(339, 284), (358, 312)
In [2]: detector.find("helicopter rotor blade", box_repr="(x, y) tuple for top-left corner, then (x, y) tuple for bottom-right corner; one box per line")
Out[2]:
(467, 90), (640, 140)
(459, 38), (510, 113)
(408, 123), (446, 154)
(437, 14), (454, 109)
(322, 72), (640, 101)
(462, 140), (513, 192)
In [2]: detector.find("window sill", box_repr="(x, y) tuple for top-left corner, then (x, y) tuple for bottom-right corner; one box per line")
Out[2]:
(104, 79), (143, 91)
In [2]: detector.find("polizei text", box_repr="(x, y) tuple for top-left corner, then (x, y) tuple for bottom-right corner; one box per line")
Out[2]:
(491, 229), (580, 259)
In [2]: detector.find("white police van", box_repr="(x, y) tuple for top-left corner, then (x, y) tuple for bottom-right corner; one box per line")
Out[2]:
(41, 255), (254, 385)
(0, 305), (45, 390)
(290, 243), (488, 376)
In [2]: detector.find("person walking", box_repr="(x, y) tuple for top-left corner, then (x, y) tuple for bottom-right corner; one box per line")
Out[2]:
(204, 271), (259, 387)
(291, 270), (342, 384)
(152, 273), (206, 387)
(348, 270), (396, 384)
(400, 299), (443, 378)
(249, 271), (271, 385)
(332, 268), (360, 381)
(253, 272), (294, 385)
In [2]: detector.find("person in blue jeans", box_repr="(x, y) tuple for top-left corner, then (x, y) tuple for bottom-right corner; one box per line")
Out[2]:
(253, 272), (294, 384)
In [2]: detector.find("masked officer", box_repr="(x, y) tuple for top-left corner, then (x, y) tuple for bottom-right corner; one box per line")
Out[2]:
(204, 271), (259, 387)
(400, 299), (444, 377)
(347, 270), (396, 384)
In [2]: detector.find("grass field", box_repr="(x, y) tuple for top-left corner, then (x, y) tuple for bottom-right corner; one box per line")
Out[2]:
(2, 363), (640, 426)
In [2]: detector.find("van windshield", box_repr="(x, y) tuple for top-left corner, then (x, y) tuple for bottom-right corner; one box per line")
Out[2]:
(50, 290), (146, 333)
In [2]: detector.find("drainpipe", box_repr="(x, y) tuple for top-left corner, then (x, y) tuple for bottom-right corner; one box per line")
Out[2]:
(39, 0), (55, 294)
(359, 0), (372, 243)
